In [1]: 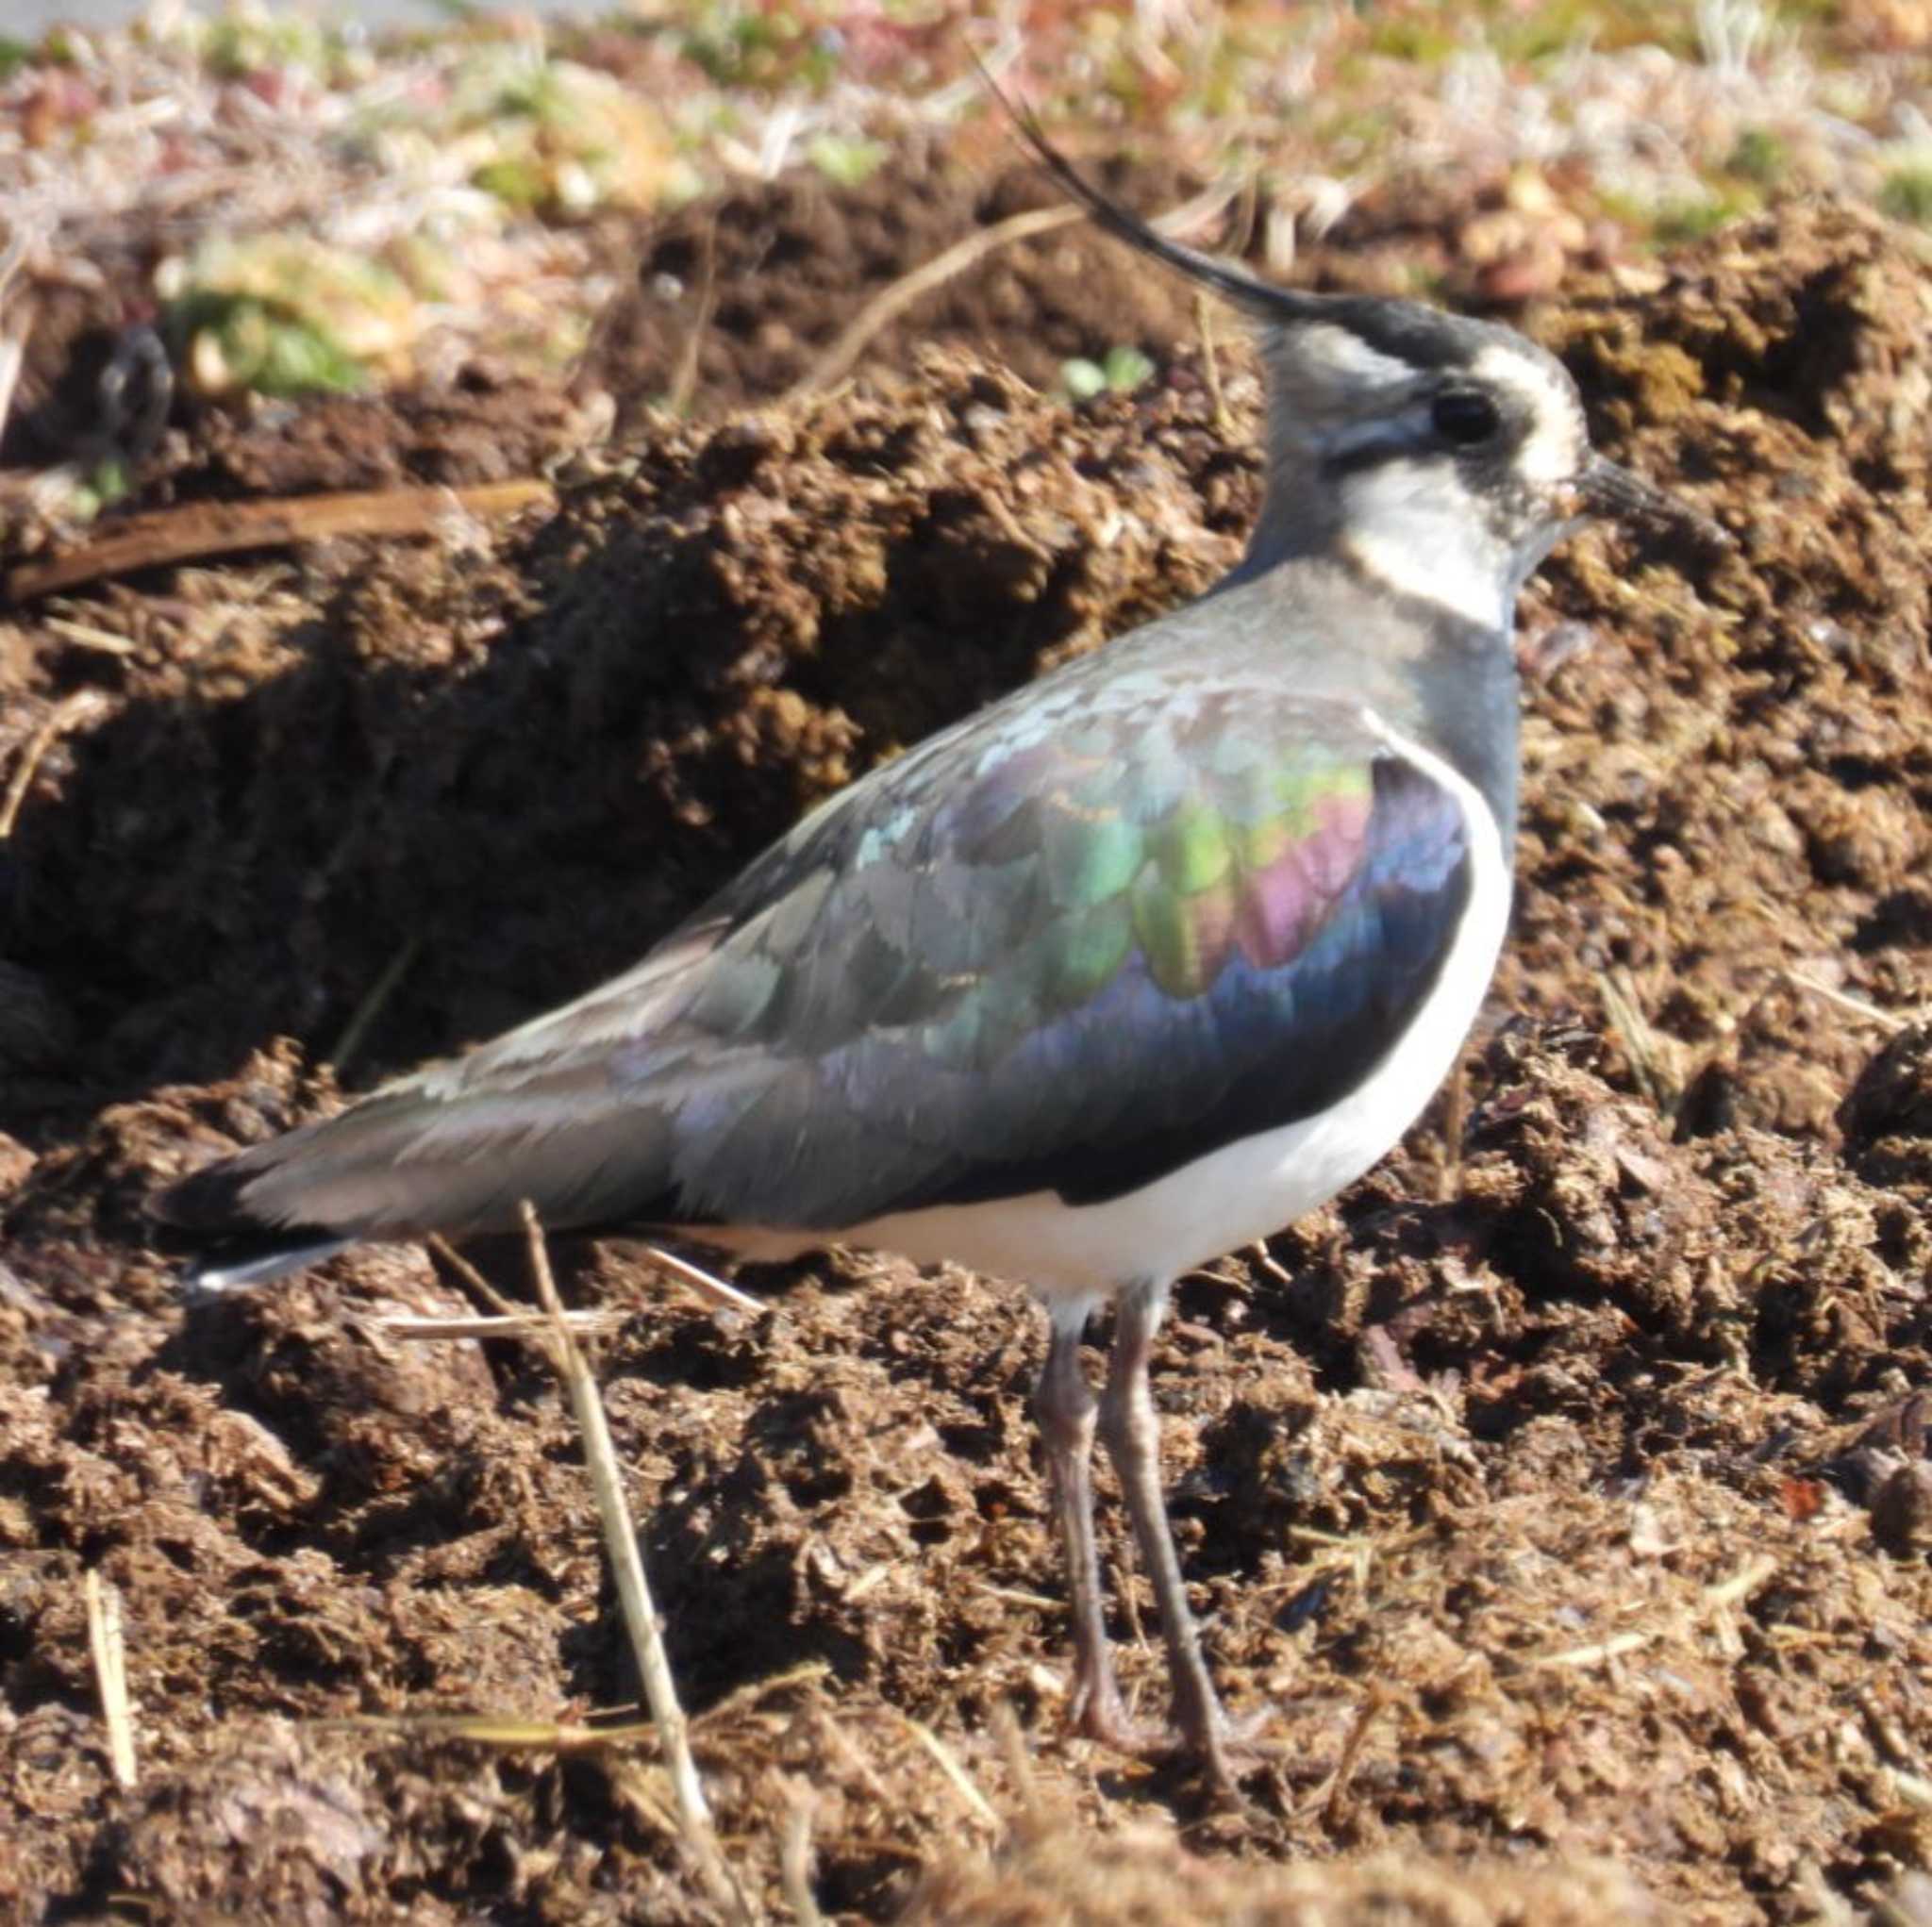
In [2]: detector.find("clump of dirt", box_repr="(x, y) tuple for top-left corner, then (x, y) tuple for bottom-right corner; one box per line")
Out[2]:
(3, 178), (1931, 1924)
(1510, 203), (1932, 1140)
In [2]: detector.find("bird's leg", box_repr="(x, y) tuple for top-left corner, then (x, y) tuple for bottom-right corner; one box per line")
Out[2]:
(1033, 1302), (1142, 1750)
(1097, 1277), (1237, 1791)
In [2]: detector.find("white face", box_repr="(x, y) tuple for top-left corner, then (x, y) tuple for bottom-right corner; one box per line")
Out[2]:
(1251, 303), (1603, 627)
(1327, 340), (1591, 629)
(1471, 340), (1590, 486)
(1337, 457), (1515, 631)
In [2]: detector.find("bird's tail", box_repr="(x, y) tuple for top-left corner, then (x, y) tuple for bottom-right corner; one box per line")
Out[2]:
(153, 1064), (689, 1287)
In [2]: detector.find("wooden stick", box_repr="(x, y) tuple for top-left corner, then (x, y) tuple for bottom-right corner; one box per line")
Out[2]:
(377, 1310), (624, 1343)
(6, 477), (554, 603)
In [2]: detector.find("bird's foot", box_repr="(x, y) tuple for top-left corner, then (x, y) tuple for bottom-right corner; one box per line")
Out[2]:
(1070, 1686), (1274, 1800)
(1067, 1678), (1167, 1756)
(1183, 1699), (1277, 1804)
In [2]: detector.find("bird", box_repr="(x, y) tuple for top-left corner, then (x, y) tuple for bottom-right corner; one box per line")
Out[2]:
(155, 108), (1713, 1792)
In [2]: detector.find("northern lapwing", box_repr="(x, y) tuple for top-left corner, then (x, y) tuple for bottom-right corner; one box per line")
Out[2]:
(156, 113), (1712, 1790)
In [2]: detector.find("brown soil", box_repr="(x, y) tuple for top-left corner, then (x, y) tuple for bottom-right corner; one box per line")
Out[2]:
(3, 157), (1931, 1926)
(578, 145), (1556, 431)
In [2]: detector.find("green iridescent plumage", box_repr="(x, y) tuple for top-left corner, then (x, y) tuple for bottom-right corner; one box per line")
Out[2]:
(974, 724), (1375, 1001)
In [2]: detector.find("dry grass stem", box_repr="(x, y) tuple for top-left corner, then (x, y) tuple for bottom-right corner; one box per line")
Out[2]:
(1534, 1554), (1777, 1670)
(517, 1200), (746, 1921)
(901, 1714), (1001, 1832)
(1597, 968), (1678, 1113)
(692, 1660), (832, 1732)
(1195, 288), (1228, 435)
(778, 1787), (825, 1927)
(337, 1712), (662, 1750)
(642, 1242), (766, 1318)
(1316, 1686), (1387, 1828)
(329, 935), (423, 1079)
(786, 204), (1083, 400)
(1786, 968), (1916, 1034)
(42, 613), (138, 656)
(0, 691), (103, 841)
(978, 1582), (1063, 1613)
(665, 216), (720, 420)
(989, 1701), (1036, 1802)
(83, 1569), (138, 1790)
(0, 330), (26, 460)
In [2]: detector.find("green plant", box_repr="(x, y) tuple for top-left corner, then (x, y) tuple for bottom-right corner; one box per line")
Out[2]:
(1725, 127), (1787, 185)
(1061, 343), (1157, 403)
(1879, 166), (1932, 224)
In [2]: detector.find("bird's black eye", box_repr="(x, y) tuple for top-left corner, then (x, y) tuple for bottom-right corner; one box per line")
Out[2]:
(1431, 390), (1502, 446)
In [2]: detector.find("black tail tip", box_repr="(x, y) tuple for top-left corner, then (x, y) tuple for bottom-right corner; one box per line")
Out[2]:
(150, 1157), (253, 1235)
(151, 1157), (350, 1290)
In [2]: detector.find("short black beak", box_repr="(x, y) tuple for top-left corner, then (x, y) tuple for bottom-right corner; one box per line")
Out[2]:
(1572, 455), (1730, 547)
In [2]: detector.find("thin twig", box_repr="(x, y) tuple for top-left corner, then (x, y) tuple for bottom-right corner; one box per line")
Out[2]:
(6, 477), (554, 603)
(84, 1569), (138, 1790)
(785, 204), (1083, 400)
(425, 1235), (526, 1321)
(518, 1201), (747, 1921)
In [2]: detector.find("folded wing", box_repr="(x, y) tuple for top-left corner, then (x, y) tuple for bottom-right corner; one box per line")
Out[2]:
(158, 676), (1475, 1263)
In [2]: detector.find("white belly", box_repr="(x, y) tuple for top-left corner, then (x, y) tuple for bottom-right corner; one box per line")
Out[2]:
(713, 727), (1511, 1302)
